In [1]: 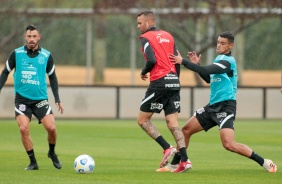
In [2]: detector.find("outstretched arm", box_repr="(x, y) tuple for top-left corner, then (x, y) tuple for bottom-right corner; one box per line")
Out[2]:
(169, 51), (232, 83)
(169, 50), (210, 83)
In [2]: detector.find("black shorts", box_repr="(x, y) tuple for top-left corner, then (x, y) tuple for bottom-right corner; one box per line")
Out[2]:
(15, 99), (53, 123)
(195, 100), (236, 131)
(140, 88), (180, 116)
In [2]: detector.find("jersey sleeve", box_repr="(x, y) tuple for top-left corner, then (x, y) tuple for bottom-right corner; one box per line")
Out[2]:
(174, 44), (180, 77)
(182, 59), (232, 83)
(47, 54), (61, 103)
(0, 51), (16, 91)
(140, 37), (156, 75)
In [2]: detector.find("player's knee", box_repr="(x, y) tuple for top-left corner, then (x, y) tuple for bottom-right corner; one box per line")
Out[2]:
(182, 126), (191, 137)
(137, 119), (144, 126)
(222, 142), (235, 152)
(19, 125), (29, 134)
(137, 116), (150, 126)
(46, 124), (56, 134)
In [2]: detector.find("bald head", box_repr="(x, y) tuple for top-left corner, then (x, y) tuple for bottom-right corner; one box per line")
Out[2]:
(138, 11), (155, 22)
(137, 10), (156, 34)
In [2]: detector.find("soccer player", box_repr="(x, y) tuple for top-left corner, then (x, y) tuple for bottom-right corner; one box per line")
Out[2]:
(167, 31), (277, 173)
(136, 10), (191, 173)
(0, 25), (64, 170)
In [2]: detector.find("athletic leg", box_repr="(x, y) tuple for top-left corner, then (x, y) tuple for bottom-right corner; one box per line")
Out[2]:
(219, 128), (277, 172)
(16, 114), (38, 170)
(182, 116), (204, 148)
(137, 111), (175, 168)
(220, 128), (253, 157)
(41, 114), (57, 145)
(41, 114), (62, 169)
(166, 112), (186, 159)
(166, 112), (193, 172)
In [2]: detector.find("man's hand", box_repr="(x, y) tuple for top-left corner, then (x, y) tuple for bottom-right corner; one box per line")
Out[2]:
(56, 102), (64, 114)
(169, 50), (183, 64)
(140, 73), (148, 81)
(187, 51), (201, 64)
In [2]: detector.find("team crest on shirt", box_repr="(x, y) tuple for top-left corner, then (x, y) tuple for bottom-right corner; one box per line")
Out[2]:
(38, 56), (45, 64)
(19, 104), (26, 111)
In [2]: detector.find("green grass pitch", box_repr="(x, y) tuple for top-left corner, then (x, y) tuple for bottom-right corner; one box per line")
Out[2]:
(0, 119), (281, 184)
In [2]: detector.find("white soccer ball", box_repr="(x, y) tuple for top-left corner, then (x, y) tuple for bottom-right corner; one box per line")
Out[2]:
(74, 154), (95, 174)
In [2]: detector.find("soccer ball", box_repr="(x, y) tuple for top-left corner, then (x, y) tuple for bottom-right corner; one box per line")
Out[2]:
(74, 154), (95, 174)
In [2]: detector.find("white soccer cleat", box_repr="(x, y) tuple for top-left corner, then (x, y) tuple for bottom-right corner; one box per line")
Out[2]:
(263, 159), (277, 173)
(156, 163), (178, 172)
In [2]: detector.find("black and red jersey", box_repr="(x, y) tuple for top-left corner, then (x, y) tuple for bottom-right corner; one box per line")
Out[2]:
(140, 30), (177, 81)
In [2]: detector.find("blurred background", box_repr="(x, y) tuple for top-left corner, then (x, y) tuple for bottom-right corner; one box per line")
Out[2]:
(0, 0), (281, 87)
(0, 0), (281, 119)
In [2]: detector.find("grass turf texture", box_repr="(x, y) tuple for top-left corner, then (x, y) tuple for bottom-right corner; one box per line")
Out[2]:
(0, 119), (281, 184)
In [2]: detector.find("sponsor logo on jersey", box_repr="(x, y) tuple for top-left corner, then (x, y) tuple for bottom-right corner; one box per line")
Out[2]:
(156, 34), (170, 43)
(164, 73), (178, 80)
(21, 70), (40, 85)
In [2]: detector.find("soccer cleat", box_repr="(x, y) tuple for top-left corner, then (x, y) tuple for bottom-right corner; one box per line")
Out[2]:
(48, 151), (62, 169)
(160, 146), (177, 168)
(172, 160), (192, 173)
(25, 163), (39, 170)
(156, 163), (178, 172)
(263, 159), (277, 173)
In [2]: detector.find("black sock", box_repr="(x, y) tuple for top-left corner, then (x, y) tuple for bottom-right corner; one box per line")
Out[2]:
(49, 143), (55, 153)
(27, 149), (37, 164)
(179, 147), (188, 162)
(155, 136), (170, 150)
(171, 152), (181, 165)
(250, 151), (264, 166)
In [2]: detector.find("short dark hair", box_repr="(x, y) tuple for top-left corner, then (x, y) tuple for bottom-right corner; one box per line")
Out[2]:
(137, 10), (155, 18)
(219, 31), (234, 43)
(26, 24), (38, 32)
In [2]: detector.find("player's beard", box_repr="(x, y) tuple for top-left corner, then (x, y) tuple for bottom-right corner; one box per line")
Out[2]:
(27, 41), (39, 50)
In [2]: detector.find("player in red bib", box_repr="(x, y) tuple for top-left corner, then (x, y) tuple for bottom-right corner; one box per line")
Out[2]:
(136, 10), (191, 173)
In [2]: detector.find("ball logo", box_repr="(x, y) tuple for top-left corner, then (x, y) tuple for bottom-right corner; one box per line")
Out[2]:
(80, 158), (88, 165)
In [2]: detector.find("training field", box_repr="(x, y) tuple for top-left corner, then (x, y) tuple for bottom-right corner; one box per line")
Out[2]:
(0, 119), (281, 184)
